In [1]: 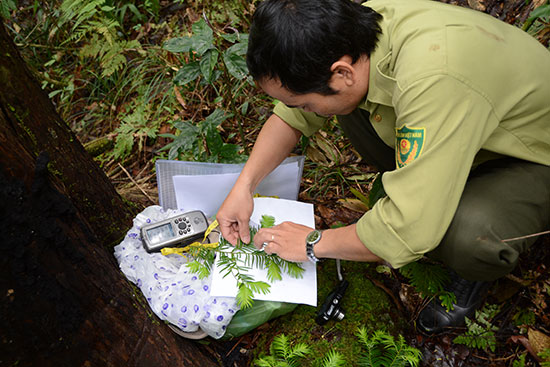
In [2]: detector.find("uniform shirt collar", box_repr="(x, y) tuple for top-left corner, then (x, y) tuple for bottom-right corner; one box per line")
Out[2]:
(362, 13), (395, 108)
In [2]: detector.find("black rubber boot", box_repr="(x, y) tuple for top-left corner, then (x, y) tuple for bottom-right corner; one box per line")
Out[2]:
(416, 271), (491, 335)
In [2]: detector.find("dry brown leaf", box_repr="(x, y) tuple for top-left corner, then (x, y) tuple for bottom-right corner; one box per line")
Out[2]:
(528, 328), (550, 358)
(338, 198), (368, 213)
(314, 134), (343, 165)
(173, 86), (187, 110)
(306, 145), (329, 165)
(467, 0), (486, 11)
(510, 335), (540, 361)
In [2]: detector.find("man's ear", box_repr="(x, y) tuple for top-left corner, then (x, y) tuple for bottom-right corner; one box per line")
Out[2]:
(329, 55), (356, 88)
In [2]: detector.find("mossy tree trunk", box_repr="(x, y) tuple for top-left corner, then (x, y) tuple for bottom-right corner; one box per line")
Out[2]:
(0, 23), (220, 366)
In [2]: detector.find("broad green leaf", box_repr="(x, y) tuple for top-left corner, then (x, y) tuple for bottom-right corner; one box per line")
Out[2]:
(240, 101), (249, 115)
(226, 39), (248, 56)
(191, 18), (215, 55)
(158, 121), (199, 160)
(163, 36), (193, 53)
(528, 4), (550, 22)
(205, 126), (224, 156)
(199, 49), (219, 83)
(174, 61), (201, 85)
(202, 109), (230, 129)
(223, 51), (248, 80)
(221, 33), (239, 43)
(219, 143), (245, 163)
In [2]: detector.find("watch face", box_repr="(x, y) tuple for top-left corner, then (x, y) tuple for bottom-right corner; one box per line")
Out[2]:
(307, 230), (320, 243)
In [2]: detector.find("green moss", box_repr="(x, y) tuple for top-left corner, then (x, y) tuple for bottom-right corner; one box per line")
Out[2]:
(252, 261), (406, 365)
(46, 161), (62, 177)
(7, 104), (37, 148)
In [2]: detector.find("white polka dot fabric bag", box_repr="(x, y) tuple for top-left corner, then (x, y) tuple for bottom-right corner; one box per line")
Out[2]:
(114, 205), (239, 339)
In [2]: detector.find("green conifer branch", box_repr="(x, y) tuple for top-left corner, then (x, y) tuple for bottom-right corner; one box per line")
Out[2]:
(186, 214), (305, 308)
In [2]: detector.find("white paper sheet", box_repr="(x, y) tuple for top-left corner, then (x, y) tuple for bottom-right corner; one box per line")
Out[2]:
(173, 161), (301, 218)
(209, 198), (317, 306)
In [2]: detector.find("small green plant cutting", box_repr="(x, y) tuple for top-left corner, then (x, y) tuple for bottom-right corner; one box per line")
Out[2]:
(166, 214), (305, 309)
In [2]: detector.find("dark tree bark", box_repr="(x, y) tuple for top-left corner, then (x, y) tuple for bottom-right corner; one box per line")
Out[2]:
(0, 23), (221, 367)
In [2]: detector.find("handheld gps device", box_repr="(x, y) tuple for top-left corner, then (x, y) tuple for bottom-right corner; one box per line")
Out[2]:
(140, 210), (208, 252)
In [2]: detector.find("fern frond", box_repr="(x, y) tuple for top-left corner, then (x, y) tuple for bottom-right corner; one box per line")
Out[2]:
(453, 304), (500, 352)
(320, 350), (347, 367)
(399, 261), (450, 298)
(253, 356), (277, 367)
(270, 334), (290, 359)
(287, 343), (310, 359)
(357, 329), (421, 367)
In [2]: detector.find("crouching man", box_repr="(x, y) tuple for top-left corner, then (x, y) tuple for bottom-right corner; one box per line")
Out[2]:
(217, 0), (550, 334)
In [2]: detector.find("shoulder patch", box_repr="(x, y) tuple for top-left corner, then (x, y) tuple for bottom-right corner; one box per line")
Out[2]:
(395, 125), (426, 168)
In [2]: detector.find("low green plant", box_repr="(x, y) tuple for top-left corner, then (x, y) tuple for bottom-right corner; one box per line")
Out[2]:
(56, 0), (144, 77)
(111, 102), (159, 160)
(319, 351), (346, 367)
(512, 353), (526, 367)
(540, 348), (550, 367)
(523, 3), (550, 47)
(159, 108), (246, 163)
(255, 329), (421, 367)
(512, 307), (536, 329)
(453, 304), (500, 352)
(0, 0), (16, 18)
(399, 261), (457, 312)
(163, 16), (255, 152)
(254, 334), (311, 367)
(356, 328), (422, 367)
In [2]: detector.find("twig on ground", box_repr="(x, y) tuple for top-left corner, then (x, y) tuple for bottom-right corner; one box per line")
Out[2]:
(118, 163), (156, 204)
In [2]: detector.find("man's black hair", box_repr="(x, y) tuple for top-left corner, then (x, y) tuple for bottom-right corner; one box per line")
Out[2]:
(247, 0), (382, 95)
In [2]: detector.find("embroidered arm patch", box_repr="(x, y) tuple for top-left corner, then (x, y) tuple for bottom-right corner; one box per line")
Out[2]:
(395, 125), (426, 168)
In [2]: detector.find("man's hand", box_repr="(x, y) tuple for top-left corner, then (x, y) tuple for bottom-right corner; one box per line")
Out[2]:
(217, 185), (254, 245)
(253, 222), (384, 263)
(252, 221), (312, 262)
(217, 114), (302, 246)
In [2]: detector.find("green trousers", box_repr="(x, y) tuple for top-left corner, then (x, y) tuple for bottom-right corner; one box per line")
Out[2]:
(338, 109), (550, 281)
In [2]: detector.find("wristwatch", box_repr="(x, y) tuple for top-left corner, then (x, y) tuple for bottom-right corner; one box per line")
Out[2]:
(306, 229), (322, 263)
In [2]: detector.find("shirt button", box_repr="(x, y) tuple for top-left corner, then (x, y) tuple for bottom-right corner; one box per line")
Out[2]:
(373, 114), (382, 122)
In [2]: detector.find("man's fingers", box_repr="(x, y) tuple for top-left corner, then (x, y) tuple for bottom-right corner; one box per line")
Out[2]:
(253, 228), (274, 249)
(219, 222), (235, 245)
(238, 218), (251, 244)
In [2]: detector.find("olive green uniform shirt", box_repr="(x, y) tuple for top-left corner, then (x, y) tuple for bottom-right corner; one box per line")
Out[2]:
(273, 0), (550, 268)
